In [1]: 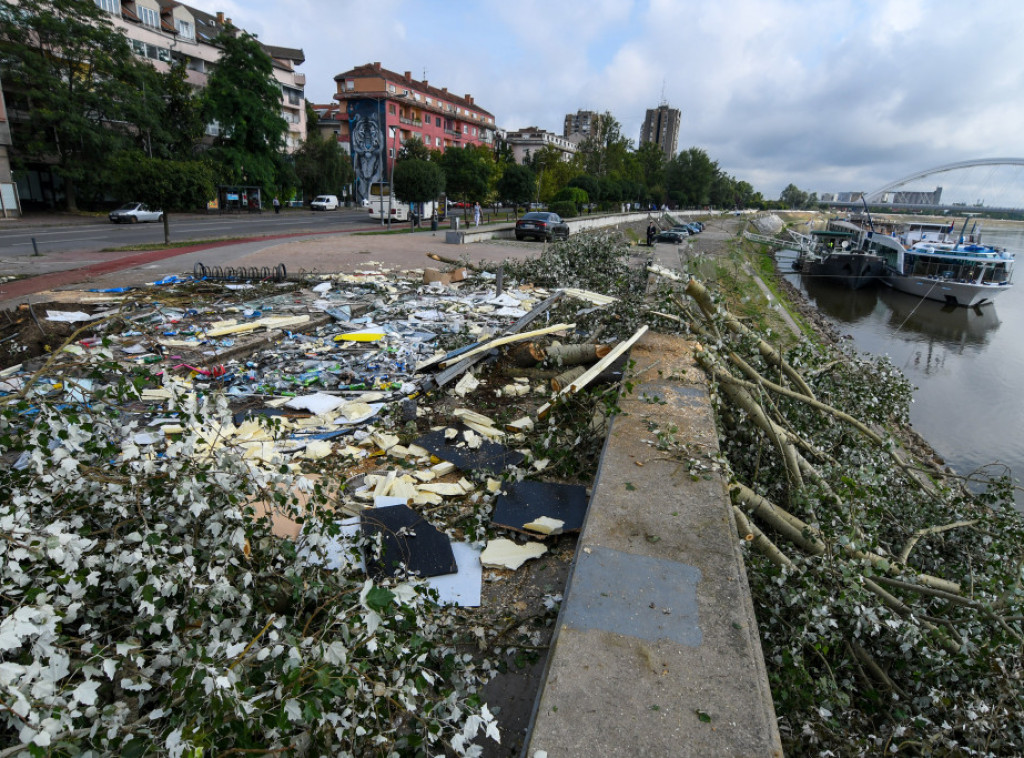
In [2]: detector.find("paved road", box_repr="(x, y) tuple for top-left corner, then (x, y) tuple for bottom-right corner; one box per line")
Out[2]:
(0, 207), (380, 256)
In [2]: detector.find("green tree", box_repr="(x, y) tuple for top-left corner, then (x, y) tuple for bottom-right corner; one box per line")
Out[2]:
(666, 147), (718, 208)
(496, 164), (536, 217)
(575, 112), (633, 178)
(109, 152), (215, 243)
(396, 137), (436, 163)
(202, 26), (287, 192)
(568, 174), (601, 205)
(392, 158), (445, 226)
(0, 0), (151, 210)
(440, 145), (492, 217)
(293, 132), (354, 203)
(779, 183), (811, 208)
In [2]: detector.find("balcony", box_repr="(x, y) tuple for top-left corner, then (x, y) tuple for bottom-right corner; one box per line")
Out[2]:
(399, 117), (423, 126)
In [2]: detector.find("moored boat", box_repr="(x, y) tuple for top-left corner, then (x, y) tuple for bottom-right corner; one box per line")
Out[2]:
(791, 223), (884, 290)
(843, 216), (1014, 307)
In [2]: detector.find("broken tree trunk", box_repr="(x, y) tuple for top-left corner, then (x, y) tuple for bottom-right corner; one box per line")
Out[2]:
(545, 343), (610, 367)
(508, 341), (547, 367)
(551, 365), (587, 392)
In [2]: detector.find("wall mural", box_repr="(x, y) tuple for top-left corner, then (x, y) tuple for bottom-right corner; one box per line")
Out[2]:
(348, 100), (384, 205)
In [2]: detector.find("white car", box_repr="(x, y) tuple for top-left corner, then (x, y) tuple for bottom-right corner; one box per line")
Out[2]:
(311, 195), (339, 211)
(109, 202), (163, 223)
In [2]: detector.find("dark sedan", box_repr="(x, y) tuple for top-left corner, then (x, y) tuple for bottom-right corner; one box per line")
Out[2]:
(654, 230), (688, 244)
(514, 212), (570, 242)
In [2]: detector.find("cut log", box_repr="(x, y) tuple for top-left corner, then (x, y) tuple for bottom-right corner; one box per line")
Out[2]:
(508, 341), (547, 367)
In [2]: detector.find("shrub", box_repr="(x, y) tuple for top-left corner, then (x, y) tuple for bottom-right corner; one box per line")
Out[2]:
(548, 200), (577, 218)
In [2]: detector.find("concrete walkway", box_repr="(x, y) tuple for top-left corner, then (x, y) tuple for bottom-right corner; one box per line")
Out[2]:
(525, 331), (782, 757)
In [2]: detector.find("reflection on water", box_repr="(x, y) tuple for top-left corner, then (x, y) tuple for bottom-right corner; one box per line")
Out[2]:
(777, 225), (1024, 501)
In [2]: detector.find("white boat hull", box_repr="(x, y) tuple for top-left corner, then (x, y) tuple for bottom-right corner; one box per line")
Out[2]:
(882, 274), (1012, 307)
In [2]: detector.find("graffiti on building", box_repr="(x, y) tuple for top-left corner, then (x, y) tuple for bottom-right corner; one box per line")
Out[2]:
(349, 100), (384, 204)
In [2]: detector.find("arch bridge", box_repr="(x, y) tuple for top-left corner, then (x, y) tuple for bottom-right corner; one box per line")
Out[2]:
(856, 158), (1024, 212)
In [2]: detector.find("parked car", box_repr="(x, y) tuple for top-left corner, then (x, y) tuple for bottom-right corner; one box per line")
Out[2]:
(108, 202), (162, 224)
(654, 230), (688, 244)
(515, 211), (570, 242)
(311, 195), (339, 211)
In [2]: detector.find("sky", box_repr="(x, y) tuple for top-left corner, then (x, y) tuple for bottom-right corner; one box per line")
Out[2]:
(185, 0), (1024, 203)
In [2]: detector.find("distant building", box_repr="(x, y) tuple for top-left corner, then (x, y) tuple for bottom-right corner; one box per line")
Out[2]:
(503, 128), (578, 165)
(639, 104), (680, 159)
(882, 187), (943, 205)
(332, 62), (496, 204)
(563, 110), (604, 139)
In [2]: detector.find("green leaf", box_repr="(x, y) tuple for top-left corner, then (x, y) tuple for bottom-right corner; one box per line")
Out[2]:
(365, 586), (395, 612)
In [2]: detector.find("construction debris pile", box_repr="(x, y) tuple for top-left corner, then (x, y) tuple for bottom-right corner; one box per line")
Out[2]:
(1, 264), (643, 606)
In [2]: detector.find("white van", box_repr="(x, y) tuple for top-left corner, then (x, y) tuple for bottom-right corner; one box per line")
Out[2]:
(310, 195), (339, 211)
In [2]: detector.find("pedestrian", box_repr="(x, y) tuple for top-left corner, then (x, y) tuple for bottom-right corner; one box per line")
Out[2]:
(473, 201), (481, 227)
(647, 220), (657, 247)
(272, 196), (281, 214)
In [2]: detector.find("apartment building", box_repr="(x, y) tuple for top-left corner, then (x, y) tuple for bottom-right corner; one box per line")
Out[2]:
(331, 63), (496, 204)
(563, 109), (605, 139)
(503, 128), (578, 165)
(639, 104), (681, 159)
(96, 1), (307, 151)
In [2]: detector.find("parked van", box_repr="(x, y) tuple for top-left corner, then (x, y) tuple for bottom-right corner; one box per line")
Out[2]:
(310, 195), (339, 211)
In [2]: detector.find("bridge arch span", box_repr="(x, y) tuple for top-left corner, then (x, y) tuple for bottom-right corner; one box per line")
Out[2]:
(865, 158), (1024, 203)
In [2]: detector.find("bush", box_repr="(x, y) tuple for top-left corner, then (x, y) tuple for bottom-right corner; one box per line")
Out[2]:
(548, 200), (577, 218)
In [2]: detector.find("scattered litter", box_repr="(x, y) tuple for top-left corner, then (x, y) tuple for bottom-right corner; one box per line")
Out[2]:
(492, 480), (590, 535)
(414, 427), (525, 475)
(360, 504), (458, 579)
(480, 538), (548, 570)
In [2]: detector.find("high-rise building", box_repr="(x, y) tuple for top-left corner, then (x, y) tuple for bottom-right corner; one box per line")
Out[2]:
(639, 104), (681, 159)
(563, 110), (604, 139)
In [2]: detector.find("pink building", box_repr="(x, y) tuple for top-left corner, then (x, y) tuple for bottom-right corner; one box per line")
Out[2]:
(331, 62), (496, 204)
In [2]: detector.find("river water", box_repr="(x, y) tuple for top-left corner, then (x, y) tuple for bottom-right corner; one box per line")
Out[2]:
(776, 224), (1024, 502)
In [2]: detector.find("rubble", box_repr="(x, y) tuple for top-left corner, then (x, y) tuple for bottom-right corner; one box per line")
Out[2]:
(0, 259), (643, 607)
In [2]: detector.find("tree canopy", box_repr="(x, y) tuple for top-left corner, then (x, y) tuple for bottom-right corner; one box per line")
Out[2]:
(439, 145), (492, 206)
(495, 164), (536, 215)
(108, 152), (215, 242)
(294, 132), (354, 202)
(202, 27), (287, 192)
(392, 158), (445, 223)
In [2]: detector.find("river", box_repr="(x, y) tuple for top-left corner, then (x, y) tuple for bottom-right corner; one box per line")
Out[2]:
(776, 223), (1024, 503)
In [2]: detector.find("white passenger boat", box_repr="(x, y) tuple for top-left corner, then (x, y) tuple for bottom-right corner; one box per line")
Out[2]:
(850, 218), (1014, 307)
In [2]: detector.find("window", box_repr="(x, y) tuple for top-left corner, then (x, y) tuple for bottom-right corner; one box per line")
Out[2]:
(435, 136), (441, 146)
(435, 116), (441, 127)
(139, 6), (160, 27)
(346, 80), (354, 90)
(282, 85), (302, 106)
(94, 0), (120, 13)
(130, 39), (170, 62)
(176, 19), (193, 39)
(389, 104), (396, 115)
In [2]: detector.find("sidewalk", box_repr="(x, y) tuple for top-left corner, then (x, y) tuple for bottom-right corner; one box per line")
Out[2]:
(0, 226), (532, 311)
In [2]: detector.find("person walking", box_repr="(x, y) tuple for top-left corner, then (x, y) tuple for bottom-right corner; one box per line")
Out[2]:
(272, 196), (281, 214)
(646, 220), (657, 247)
(473, 201), (481, 227)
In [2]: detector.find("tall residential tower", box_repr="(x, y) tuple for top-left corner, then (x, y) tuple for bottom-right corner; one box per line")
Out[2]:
(639, 104), (680, 159)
